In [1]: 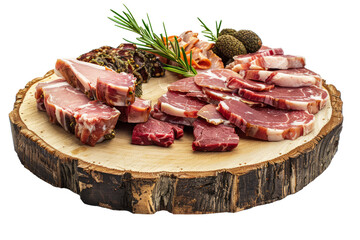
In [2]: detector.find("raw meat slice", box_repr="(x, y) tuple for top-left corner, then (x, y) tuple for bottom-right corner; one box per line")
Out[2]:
(157, 91), (207, 118)
(167, 77), (202, 93)
(192, 119), (239, 152)
(217, 99), (315, 141)
(150, 104), (195, 126)
(131, 117), (184, 147)
(238, 68), (322, 87)
(197, 104), (229, 125)
(239, 86), (329, 114)
(117, 98), (151, 123)
(35, 79), (120, 146)
(194, 69), (240, 91)
(231, 55), (306, 71)
(226, 46), (284, 69)
(202, 88), (263, 107)
(227, 77), (275, 91)
(55, 58), (136, 106)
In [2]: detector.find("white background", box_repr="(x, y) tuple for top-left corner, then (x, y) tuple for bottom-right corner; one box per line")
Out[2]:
(1, 0), (359, 239)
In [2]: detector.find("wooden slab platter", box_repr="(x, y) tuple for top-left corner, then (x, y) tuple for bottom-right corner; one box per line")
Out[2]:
(9, 70), (343, 214)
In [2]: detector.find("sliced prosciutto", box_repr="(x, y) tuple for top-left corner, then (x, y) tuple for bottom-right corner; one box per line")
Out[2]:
(226, 77), (275, 91)
(192, 119), (239, 152)
(197, 104), (229, 125)
(131, 117), (184, 147)
(239, 86), (329, 114)
(150, 104), (195, 126)
(55, 58), (136, 106)
(167, 77), (202, 94)
(35, 79), (120, 146)
(217, 99), (315, 141)
(117, 98), (151, 123)
(157, 91), (207, 118)
(202, 88), (263, 107)
(238, 68), (322, 87)
(194, 69), (240, 91)
(230, 55), (306, 71)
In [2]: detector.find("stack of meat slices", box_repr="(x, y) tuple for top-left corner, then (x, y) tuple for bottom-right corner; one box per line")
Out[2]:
(151, 49), (329, 151)
(36, 59), (153, 146)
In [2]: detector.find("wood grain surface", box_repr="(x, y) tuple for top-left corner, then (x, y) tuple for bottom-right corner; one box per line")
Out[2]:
(9, 70), (343, 213)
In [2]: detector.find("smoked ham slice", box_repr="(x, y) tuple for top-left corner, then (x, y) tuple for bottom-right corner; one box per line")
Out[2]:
(131, 117), (184, 147)
(192, 119), (239, 152)
(197, 104), (229, 125)
(194, 69), (239, 91)
(227, 77), (275, 91)
(167, 77), (202, 94)
(202, 88), (263, 107)
(239, 86), (329, 114)
(230, 55), (306, 71)
(157, 91), (207, 118)
(150, 104), (195, 126)
(117, 98), (151, 123)
(238, 68), (322, 87)
(35, 79), (120, 146)
(55, 58), (136, 106)
(217, 99), (315, 141)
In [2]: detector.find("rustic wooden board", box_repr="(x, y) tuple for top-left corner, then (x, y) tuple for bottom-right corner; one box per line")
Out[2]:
(9, 70), (343, 214)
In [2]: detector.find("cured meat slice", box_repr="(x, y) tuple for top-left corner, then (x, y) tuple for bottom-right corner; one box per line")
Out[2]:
(55, 58), (136, 106)
(194, 69), (239, 91)
(157, 91), (207, 118)
(167, 77), (202, 94)
(217, 99), (315, 141)
(192, 119), (239, 152)
(202, 88), (263, 107)
(238, 68), (322, 87)
(35, 79), (120, 146)
(150, 104), (195, 126)
(117, 98), (151, 123)
(197, 104), (229, 125)
(227, 77), (275, 91)
(131, 117), (184, 147)
(239, 86), (329, 114)
(231, 55), (306, 71)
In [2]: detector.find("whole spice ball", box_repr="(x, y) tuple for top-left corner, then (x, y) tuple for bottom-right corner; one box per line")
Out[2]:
(219, 28), (237, 37)
(233, 30), (262, 53)
(215, 35), (247, 58)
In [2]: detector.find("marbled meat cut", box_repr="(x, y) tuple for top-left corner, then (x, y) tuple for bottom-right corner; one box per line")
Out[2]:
(192, 119), (239, 152)
(157, 91), (207, 118)
(238, 68), (322, 87)
(167, 77), (202, 94)
(230, 55), (305, 71)
(197, 104), (229, 125)
(55, 58), (136, 106)
(35, 79), (120, 146)
(239, 86), (329, 114)
(217, 99), (315, 141)
(117, 98), (151, 123)
(131, 117), (184, 147)
(226, 77), (275, 91)
(150, 104), (195, 126)
(194, 69), (240, 91)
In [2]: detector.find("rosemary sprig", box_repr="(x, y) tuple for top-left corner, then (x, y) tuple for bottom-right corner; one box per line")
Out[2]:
(198, 18), (222, 42)
(109, 5), (197, 77)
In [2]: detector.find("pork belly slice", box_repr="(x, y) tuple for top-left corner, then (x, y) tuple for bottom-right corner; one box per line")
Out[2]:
(226, 46), (284, 69)
(157, 91), (207, 118)
(231, 55), (306, 71)
(192, 119), (239, 152)
(167, 77), (202, 94)
(194, 69), (240, 91)
(238, 68), (322, 87)
(239, 86), (329, 114)
(202, 88), (264, 107)
(217, 99), (315, 141)
(131, 117), (184, 147)
(35, 79), (120, 146)
(226, 77), (275, 91)
(150, 104), (195, 126)
(197, 104), (229, 125)
(55, 58), (136, 106)
(117, 98), (151, 123)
